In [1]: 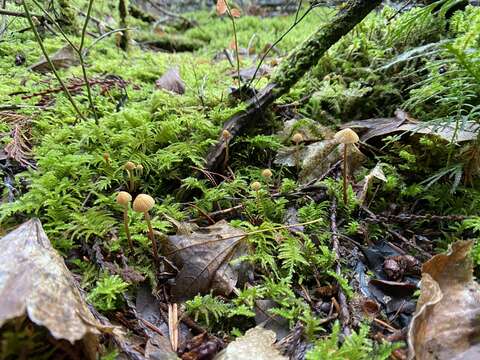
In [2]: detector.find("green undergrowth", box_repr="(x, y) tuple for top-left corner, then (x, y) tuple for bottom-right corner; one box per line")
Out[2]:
(1, 1), (480, 358)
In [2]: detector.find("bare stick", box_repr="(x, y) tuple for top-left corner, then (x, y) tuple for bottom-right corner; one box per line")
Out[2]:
(23, 2), (87, 122)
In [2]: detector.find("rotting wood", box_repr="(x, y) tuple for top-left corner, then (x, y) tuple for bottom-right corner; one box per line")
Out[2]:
(205, 0), (383, 172)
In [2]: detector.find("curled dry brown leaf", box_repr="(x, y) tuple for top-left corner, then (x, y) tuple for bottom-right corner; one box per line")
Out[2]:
(164, 220), (246, 302)
(29, 44), (80, 73)
(0, 219), (103, 359)
(407, 240), (480, 360)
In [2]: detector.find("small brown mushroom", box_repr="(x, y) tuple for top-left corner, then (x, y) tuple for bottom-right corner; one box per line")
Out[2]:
(133, 194), (159, 266)
(292, 132), (304, 170)
(124, 161), (137, 192)
(116, 191), (133, 252)
(334, 128), (359, 206)
(222, 129), (231, 170)
(261, 169), (273, 186)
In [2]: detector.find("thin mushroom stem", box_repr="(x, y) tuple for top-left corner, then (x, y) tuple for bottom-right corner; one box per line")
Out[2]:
(144, 211), (159, 266)
(343, 144), (349, 206)
(123, 206), (133, 252)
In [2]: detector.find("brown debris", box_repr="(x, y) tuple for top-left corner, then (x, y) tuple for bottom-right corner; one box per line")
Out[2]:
(408, 240), (480, 359)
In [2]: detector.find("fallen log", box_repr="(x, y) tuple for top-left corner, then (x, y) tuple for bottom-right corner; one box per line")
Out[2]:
(205, 0), (383, 172)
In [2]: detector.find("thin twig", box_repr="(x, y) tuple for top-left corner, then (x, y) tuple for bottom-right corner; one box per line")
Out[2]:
(30, 0), (97, 121)
(23, 2), (87, 122)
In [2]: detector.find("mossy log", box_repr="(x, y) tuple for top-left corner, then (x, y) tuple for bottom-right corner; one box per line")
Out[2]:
(140, 35), (204, 52)
(205, 0), (383, 172)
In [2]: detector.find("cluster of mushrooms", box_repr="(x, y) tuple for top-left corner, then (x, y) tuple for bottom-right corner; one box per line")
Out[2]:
(116, 162), (160, 265)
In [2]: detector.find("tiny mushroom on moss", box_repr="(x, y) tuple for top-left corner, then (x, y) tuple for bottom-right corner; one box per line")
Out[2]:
(116, 191), (133, 251)
(292, 133), (304, 170)
(222, 129), (232, 169)
(334, 128), (359, 205)
(133, 194), (160, 266)
(124, 161), (136, 192)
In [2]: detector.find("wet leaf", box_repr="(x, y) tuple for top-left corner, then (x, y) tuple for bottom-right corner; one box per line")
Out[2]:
(29, 44), (79, 73)
(275, 140), (364, 184)
(156, 67), (186, 95)
(214, 327), (287, 360)
(343, 109), (479, 143)
(408, 240), (480, 360)
(216, 0), (228, 15)
(164, 220), (246, 302)
(0, 219), (102, 357)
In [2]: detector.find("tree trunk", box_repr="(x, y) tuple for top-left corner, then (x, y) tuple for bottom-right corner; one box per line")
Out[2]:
(118, 0), (129, 51)
(205, 0), (383, 172)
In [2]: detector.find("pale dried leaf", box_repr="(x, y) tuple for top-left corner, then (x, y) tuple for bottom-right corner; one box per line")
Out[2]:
(155, 67), (185, 95)
(0, 219), (102, 347)
(230, 8), (241, 18)
(164, 220), (246, 302)
(407, 240), (480, 360)
(357, 163), (386, 204)
(29, 44), (79, 73)
(214, 327), (287, 360)
(216, 0), (228, 15)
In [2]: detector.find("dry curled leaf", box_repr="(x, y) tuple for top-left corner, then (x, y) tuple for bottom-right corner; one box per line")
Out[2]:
(156, 67), (185, 95)
(214, 327), (287, 360)
(343, 109), (479, 143)
(216, 0), (228, 15)
(408, 240), (480, 360)
(230, 8), (241, 18)
(0, 219), (102, 359)
(164, 220), (246, 302)
(29, 44), (79, 73)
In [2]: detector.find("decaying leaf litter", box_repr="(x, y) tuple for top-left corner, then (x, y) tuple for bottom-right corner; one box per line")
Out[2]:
(1, 0), (480, 359)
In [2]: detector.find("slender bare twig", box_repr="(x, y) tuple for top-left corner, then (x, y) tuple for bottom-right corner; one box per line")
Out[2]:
(30, 0), (98, 122)
(83, 28), (129, 55)
(23, 2), (87, 122)
(0, 8), (43, 19)
(247, 0), (317, 88)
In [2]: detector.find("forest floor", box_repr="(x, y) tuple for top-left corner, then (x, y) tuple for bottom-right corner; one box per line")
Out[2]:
(1, 1), (480, 359)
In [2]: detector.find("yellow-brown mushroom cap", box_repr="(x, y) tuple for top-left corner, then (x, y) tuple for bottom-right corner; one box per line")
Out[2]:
(222, 129), (231, 140)
(292, 133), (304, 144)
(124, 161), (136, 171)
(116, 191), (132, 206)
(133, 194), (155, 212)
(334, 128), (359, 144)
(251, 181), (261, 191)
(261, 169), (272, 178)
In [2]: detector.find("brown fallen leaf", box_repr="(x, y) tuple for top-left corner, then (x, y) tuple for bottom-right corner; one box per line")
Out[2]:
(0, 219), (102, 359)
(29, 44), (79, 73)
(164, 220), (246, 302)
(407, 240), (480, 360)
(156, 66), (186, 94)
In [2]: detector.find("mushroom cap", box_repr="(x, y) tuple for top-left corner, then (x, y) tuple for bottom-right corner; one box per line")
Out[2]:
(292, 133), (304, 144)
(261, 169), (272, 178)
(116, 191), (132, 205)
(334, 128), (359, 144)
(103, 152), (110, 160)
(251, 181), (262, 191)
(136, 164), (144, 171)
(133, 194), (155, 212)
(124, 161), (136, 171)
(222, 129), (231, 140)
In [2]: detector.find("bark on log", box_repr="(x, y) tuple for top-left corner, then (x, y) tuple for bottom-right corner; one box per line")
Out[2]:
(205, 0), (383, 172)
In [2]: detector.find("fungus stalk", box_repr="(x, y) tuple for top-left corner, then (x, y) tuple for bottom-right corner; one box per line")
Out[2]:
(334, 128), (359, 206)
(133, 194), (160, 266)
(222, 129), (231, 170)
(292, 133), (303, 171)
(116, 191), (133, 252)
(124, 161), (136, 192)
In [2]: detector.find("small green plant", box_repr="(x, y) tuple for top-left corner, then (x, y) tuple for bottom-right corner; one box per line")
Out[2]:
(87, 274), (129, 311)
(306, 322), (399, 360)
